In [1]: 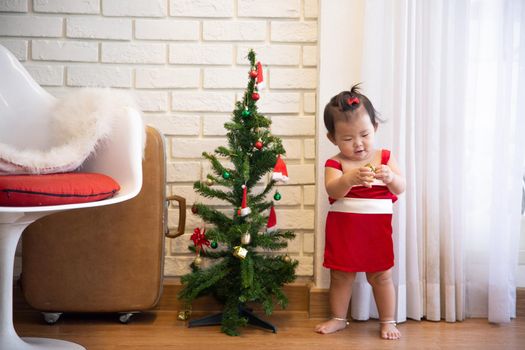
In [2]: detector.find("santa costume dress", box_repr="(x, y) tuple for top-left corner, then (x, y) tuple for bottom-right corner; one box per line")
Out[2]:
(323, 149), (397, 272)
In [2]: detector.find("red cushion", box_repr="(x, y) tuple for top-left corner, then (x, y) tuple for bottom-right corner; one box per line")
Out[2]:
(0, 173), (120, 206)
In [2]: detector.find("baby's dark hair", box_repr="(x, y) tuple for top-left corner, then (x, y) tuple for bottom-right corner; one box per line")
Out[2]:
(324, 84), (381, 136)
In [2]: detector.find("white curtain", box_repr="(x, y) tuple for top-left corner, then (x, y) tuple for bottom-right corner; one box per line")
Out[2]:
(351, 0), (525, 323)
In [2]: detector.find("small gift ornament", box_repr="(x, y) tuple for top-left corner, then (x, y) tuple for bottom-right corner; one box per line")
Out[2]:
(271, 155), (288, 182)
(233, 246), (248, 260)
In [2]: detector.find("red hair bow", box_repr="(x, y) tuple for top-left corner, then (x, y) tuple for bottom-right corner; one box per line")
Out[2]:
(347, 97), (360, 106)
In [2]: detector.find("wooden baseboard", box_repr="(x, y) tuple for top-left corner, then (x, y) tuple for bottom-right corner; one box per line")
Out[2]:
(308, 287), (330, 318)
(156, 281), (311, 314)
(156, 281), (330, 319)
(517, 288), (525, 317)
(14, 280), (525, 318)
(309, 288), (525, 319)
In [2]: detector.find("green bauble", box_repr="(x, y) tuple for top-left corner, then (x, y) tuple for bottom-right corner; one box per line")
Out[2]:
(273, 192), (282, 201)
(241, 109), (251, 118)
(222, 171), (231, 179)
(211, 241), (218, 249)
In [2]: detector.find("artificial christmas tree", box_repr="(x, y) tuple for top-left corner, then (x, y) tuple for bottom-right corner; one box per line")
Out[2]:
(178, 50), (298, 336)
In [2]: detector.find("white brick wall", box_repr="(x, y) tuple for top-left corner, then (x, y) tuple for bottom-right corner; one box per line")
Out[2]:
(170, 0), (234, 18)
(1, 0), (318, 278)
(103, 0), (167, 17)
(0, 39), (27, 60)
(34, 0), (100, 14)
(0, 15), (63, 37)
(0, 0), (27, 12)
(135, 19), (199, 41)
(67, 65), (132, 87)
(66, 17), (132, 40)
(32, 40), (99, 62)
(168, 43), (232, 64)
(25, 64), (64, 86)
(238, 0), (300, 18)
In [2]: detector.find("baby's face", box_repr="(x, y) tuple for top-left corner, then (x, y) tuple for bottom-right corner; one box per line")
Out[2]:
(330, 110), (377, 161)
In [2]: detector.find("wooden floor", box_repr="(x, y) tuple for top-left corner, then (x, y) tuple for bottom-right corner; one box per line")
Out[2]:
(13, 309), (525, 350)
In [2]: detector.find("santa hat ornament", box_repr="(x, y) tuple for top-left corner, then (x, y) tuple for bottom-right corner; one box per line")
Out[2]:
(240, 184), (251, 217)
(266, 206), (277, 233)
(271, 155), (288, 182)
(255, 61), (265, 90)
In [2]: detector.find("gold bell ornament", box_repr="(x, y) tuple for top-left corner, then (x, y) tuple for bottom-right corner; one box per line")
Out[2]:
(365, 163), (376, 172)
(177, 304), (192, 321)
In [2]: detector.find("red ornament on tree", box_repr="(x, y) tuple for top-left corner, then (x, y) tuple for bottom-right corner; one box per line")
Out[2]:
(255, 61), (265, 89)
(249, 69), (258, 78)
(251, 92), (260, 101)
(272, 155), (289, 182)
(255, 140), (263, 150)
(240, 185), (251, 217)
(266, 206), (277, 233)
(190, 227), (210, 256)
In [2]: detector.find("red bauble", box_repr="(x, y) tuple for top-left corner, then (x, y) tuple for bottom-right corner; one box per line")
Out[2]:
(251, 92), (260, 101)
(237, 208), (241, 216)
(249, 70), (258, 78)
(191, 204), (198, 214)
(255, 141), (263, 150)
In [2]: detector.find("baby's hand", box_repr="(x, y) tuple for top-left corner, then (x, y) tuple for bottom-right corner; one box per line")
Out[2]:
(346, 167), (375, 188)
(374, 165), (394, 184)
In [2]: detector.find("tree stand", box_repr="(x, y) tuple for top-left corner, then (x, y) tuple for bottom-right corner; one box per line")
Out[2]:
(188, 306), (277, 333)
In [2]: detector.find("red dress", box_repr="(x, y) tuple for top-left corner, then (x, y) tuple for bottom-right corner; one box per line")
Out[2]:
(323, 149), (398, 272)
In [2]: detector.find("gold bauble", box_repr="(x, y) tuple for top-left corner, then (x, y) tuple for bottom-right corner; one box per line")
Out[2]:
(194, 255), (202, 266)
(283, 255), (291, 263)
(206, 178), (214, 186)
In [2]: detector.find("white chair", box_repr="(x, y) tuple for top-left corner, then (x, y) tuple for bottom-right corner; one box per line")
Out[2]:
(0, 45), (143, 349)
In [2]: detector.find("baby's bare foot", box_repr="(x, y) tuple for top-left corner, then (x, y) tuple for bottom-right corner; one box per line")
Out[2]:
(380, 321), (401, 340)
(315, 318), (349, 334)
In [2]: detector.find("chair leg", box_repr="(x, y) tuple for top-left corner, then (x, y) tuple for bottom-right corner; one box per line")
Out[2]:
(0, 221), (86, 350)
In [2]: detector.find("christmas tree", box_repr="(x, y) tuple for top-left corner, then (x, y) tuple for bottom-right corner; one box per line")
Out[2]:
(178, 49), (298, 336)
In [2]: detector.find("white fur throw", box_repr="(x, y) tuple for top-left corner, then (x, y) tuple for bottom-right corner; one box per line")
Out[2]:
(0, 88), (143, 175)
